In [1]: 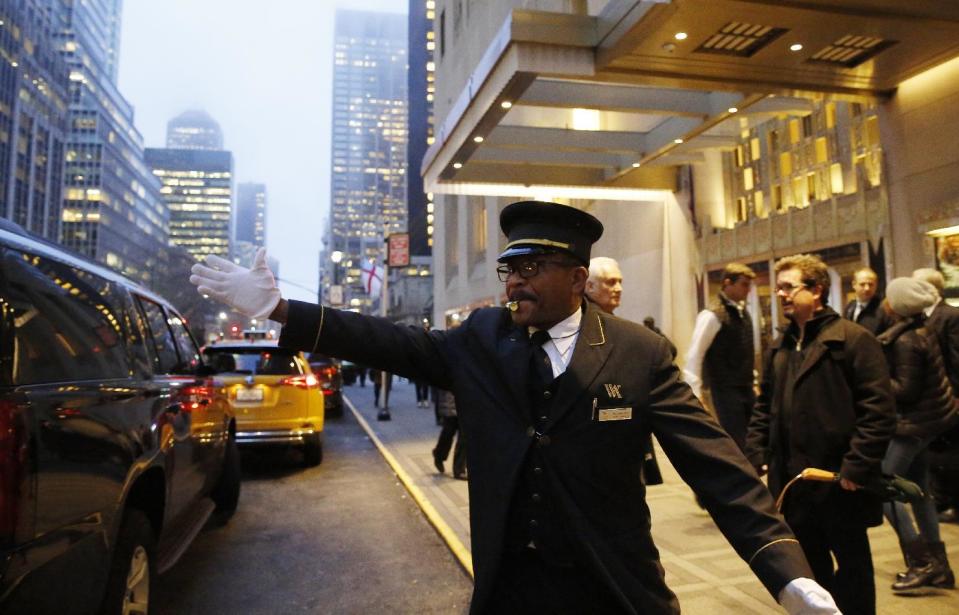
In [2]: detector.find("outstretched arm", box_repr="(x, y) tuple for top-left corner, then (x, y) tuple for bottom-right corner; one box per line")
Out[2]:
(189, 250), (454, 388)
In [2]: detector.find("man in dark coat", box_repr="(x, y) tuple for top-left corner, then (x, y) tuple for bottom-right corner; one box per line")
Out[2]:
(191, 201), (837, 614)
(913, 268), (959, 395)
(843, 266), (893, 336)
(746, 253), (896, 615)
(913, 268), (959, 520)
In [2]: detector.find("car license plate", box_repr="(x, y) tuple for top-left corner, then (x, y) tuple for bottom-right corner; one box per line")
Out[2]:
(236, 387), (263, 402)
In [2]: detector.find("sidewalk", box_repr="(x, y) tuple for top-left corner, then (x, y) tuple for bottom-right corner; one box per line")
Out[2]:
(344, 380), (959, 613)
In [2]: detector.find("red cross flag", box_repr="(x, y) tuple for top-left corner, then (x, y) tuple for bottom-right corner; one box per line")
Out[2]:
(361, 261), (384, 297)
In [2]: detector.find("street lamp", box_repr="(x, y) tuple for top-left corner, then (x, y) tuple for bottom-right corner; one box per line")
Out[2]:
(330, 250), (345, 306)
(330, 250), (343, 283)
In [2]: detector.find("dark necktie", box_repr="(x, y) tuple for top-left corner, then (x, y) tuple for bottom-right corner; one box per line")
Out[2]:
(530, 329), (554, 384)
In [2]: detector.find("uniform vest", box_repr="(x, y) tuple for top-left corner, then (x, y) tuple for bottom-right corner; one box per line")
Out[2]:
(703, 294), (754, 388)
(503, 366), (575, 565)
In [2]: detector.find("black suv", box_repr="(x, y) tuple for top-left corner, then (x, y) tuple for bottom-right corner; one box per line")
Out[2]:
(0, 221), (240, 614)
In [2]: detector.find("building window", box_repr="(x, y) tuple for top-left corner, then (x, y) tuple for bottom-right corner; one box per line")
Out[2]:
(439, 9), (446, 58)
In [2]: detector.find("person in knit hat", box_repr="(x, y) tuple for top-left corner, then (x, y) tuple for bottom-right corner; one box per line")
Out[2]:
(878, 277), (959, 592)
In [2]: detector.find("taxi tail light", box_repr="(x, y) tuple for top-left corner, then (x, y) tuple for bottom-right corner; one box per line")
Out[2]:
(278, 374), (318, 389)
(0, 400), (27, 545)
(177, 383), (214, 411)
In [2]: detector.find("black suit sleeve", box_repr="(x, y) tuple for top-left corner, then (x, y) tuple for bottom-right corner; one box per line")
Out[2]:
(643, 336), (812, 599)
(278, 300), (455, 389)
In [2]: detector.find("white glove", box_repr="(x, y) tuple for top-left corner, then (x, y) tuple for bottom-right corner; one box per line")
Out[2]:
(779, 577), (841, 615)
(189, 248), (281, 320)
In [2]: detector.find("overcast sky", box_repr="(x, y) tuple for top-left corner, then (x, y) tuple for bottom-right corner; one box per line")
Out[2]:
(118, 0), (405, 302)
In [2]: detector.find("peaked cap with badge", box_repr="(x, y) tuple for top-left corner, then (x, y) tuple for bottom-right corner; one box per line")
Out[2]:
(497, 200), (604, 265)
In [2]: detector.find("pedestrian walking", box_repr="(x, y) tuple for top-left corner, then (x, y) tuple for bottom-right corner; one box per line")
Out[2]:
(878, 277), (958, 592)
(746, 253), (896, 615)
(370, 368), (392, 408)
(586, 256), (664, 486)
(683, 262), (757, 451)
(432, 388), (466, 479)
(913, 268), (959, 521)
(191, 201), (839, 614)
(843, 266), (893, 336)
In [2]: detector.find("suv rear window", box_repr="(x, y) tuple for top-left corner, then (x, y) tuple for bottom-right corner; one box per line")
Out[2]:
(203, 347), (300, 375)
(1, 248), (132, 384)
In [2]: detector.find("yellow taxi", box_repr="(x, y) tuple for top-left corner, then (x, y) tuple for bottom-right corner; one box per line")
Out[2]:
(202, 340), (324, 465)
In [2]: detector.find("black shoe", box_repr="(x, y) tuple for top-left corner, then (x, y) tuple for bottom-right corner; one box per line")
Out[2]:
(432, 450), (444, 474)
(939, 507), (959, 523)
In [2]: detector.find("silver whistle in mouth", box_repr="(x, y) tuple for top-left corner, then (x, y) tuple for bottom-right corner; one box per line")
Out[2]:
(506, 300), (519, 312)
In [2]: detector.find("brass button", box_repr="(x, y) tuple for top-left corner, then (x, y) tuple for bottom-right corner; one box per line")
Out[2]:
(543, 391), (552, 400)
(533, 466), (543, 475)
(529, 519), (538, 528)
(531, 493), (542, 503)
(539, 415), (548, 423)
(537, 435), (551, 447)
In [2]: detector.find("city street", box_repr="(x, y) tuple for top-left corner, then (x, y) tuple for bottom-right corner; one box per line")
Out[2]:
(151, 398), (472, 614)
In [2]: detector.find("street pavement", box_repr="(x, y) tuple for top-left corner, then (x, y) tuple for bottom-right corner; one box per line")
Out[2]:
(346, 379), (959, 614)
(152, 400), (472, 614)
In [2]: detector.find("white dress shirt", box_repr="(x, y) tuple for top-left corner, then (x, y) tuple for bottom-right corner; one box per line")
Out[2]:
(529, 307), (582, 378)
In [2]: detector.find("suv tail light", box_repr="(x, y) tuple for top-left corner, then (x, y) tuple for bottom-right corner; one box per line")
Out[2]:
(278, 374), (318, 389)
(315, 366), (336, 380)
(0, 400), (27, 545)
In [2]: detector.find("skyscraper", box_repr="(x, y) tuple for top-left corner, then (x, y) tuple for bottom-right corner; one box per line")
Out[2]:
(145, 146), (234, 262)
(56, 0), (169, 288)
(0, 0), (71, 241)
(236, 182), (267, 247)
(328, 10), (408, 313)
(407, 0), (435, 256)
(166, 109), (225, 150)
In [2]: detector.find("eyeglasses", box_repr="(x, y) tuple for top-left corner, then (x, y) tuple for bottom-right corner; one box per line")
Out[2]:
(775, 282), (810, 298)
(496, 259), (576, 282)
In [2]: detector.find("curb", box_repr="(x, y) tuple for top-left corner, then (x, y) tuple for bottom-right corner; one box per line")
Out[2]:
(344, 393), (474, 578)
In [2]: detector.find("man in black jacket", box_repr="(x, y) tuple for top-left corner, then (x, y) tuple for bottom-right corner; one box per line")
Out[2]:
(843, 266), (892, 336)
(913, 267), (959, 520)
(747, 253), (896, 615)
(191, 201), (837, 614)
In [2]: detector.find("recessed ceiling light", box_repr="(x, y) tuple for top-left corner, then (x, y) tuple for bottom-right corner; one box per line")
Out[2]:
(632, 162), (641, 168)
(790, 43), (803, 52)
(728, 107), (739, 113)
(674, 32), (688, 41)
(674, 138), (684, 144)
(473, 135), (484, 143)
(453, 162), (463, 169)
(501, 101), (513, 109)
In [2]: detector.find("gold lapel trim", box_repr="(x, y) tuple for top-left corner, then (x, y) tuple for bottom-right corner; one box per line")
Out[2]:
(587, 313), (606, 346)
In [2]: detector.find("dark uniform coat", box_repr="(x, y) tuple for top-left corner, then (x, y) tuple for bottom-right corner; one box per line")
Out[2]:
(279, 299), (812, 614)
(746, 309), (895, 527)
